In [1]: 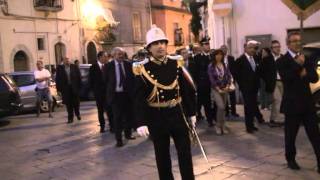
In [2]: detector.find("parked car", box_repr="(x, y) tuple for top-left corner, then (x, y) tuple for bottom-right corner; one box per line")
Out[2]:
(79, 64), (94, 100)
(304, 42), (320, 122)
(8, 71), (62, 112)
(0, 74), (22, 117)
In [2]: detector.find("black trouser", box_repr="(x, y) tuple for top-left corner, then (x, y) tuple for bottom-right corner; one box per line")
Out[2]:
(197, 87), (214, 123)
(242, 91), (263, 130)
(148, 106), (194, 180)
(106, 105), (114, 131)
(95, 96), (106, 129)
(63, 86), (80, 121)
(225, 90), (237, 115)
(285, 112), (320, 165)
(111, 92), (132, 143)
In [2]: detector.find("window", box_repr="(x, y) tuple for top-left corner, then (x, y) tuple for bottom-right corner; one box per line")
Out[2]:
(132, 12), (142, 41)
(34, 0), (63, 11)
(174, 23), (184, 46)
(37, 36), (45, 51)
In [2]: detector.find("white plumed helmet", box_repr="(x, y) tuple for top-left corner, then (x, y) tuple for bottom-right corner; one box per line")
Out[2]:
(146, 24), (168, 48)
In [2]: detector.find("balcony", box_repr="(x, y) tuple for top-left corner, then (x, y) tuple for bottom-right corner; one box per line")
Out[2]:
(34, 0), (63, 12)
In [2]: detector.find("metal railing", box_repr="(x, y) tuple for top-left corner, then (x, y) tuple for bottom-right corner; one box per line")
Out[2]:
(33, 0), (63, 12)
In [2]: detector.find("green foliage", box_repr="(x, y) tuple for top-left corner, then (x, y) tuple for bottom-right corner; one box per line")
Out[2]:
(292, 0), (317, 10)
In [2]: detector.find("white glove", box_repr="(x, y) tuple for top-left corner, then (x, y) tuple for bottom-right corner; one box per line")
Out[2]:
(137, 126), (150, 137)
(190, 116), (196, 127)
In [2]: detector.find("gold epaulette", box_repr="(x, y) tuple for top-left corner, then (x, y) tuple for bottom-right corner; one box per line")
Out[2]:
(132, 58), (149, 76)
(167, 55), (184, 68)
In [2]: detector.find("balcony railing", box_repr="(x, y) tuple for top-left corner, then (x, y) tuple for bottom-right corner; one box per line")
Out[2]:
(34, 0), (63, 12)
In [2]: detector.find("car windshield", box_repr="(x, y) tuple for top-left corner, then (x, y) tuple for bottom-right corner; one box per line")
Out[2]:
(0, 76), (9, 92)
(3, 75), (16, 86)
(11, 74), (35, 87)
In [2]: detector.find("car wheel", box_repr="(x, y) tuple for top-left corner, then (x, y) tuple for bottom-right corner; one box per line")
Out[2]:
(313, 91), (320, 123)
(40, 100), (49, 112)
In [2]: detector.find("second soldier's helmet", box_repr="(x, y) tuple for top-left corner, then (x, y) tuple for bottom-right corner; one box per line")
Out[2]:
(146, 25), (168, 48)
(200, 36), (211, 45)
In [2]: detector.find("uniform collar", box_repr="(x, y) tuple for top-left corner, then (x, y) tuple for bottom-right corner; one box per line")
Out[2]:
(202, 51), (210, 56)
(150, 55), (168, 65)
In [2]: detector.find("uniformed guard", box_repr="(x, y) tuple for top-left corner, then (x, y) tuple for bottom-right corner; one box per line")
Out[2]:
(133, 25), (197, 180)
(192, 37), (215, 126)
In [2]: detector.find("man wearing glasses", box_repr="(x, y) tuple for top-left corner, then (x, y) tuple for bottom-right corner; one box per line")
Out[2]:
(277, 31), (320, 173)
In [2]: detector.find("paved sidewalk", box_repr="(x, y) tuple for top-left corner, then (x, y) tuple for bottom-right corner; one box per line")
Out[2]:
(0, 101), (319, 180)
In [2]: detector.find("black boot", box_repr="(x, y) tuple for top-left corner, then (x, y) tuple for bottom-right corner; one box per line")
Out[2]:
(287, 160), (301, 170)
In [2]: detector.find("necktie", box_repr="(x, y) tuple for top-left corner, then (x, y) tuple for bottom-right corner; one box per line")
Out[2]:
(118, 62), (125, 87)
(249, 56), (256, 71)
(101, 64), (106, 82)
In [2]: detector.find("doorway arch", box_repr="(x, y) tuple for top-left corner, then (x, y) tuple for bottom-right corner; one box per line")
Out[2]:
(13, 51), (29, 71)
(55, 42), (66, 65)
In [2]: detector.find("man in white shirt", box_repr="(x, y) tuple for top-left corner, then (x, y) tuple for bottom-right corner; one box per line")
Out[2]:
(270, 40), (283, 126)
(34, 60), (53, 118)
(260, 40), (284, 127)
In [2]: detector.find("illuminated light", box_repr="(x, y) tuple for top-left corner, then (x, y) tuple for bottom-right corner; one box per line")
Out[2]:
(81, 0), (119, 29)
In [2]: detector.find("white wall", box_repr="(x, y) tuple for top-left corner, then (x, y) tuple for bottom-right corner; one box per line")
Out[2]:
(208, 0), (320, 57)
(0, 0), (82, 73)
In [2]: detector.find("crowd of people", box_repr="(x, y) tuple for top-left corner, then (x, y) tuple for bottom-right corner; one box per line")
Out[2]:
(33, 25), (320, 179)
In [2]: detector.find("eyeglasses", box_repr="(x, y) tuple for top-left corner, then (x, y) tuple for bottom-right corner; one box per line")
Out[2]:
(289, 40), (301, 44)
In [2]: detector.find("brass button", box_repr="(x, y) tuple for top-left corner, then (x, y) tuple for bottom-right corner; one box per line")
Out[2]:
(161, 96), (164, 99)
(159, 90), (163, 93)
(151, 74), (154, 78)
(147, 71), (151, 74)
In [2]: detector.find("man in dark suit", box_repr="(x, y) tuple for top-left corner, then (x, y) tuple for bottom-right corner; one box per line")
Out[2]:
(105, 47), (135, 147)
(260, 40), (283, 127)
(89, 51), (113, 133)
(56, 56), (82, 123)
(221, 45), (239, 117)
(234, 41), (265, 133)
(277, 31), (320, 173)
(192, 37), (215, 126)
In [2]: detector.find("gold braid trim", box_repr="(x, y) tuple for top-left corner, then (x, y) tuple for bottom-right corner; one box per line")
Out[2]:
(148, 97), (182, 108)
(140, 65), (178, 90)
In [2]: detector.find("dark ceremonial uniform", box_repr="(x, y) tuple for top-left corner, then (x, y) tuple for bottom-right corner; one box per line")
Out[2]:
(192, 52), (215, 125)
(133, 56), (196, 180)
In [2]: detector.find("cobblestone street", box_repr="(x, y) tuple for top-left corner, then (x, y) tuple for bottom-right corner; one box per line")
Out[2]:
(0, 101), (319, 180)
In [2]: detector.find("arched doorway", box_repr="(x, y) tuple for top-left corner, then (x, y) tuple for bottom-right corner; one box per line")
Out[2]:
(55, 42), (66, 65)
(13, 51), (29, 71)
(87, 42), (97, 64)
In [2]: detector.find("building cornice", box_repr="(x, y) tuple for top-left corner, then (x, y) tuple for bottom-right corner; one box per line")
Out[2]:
(151, 5), (191, 14)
